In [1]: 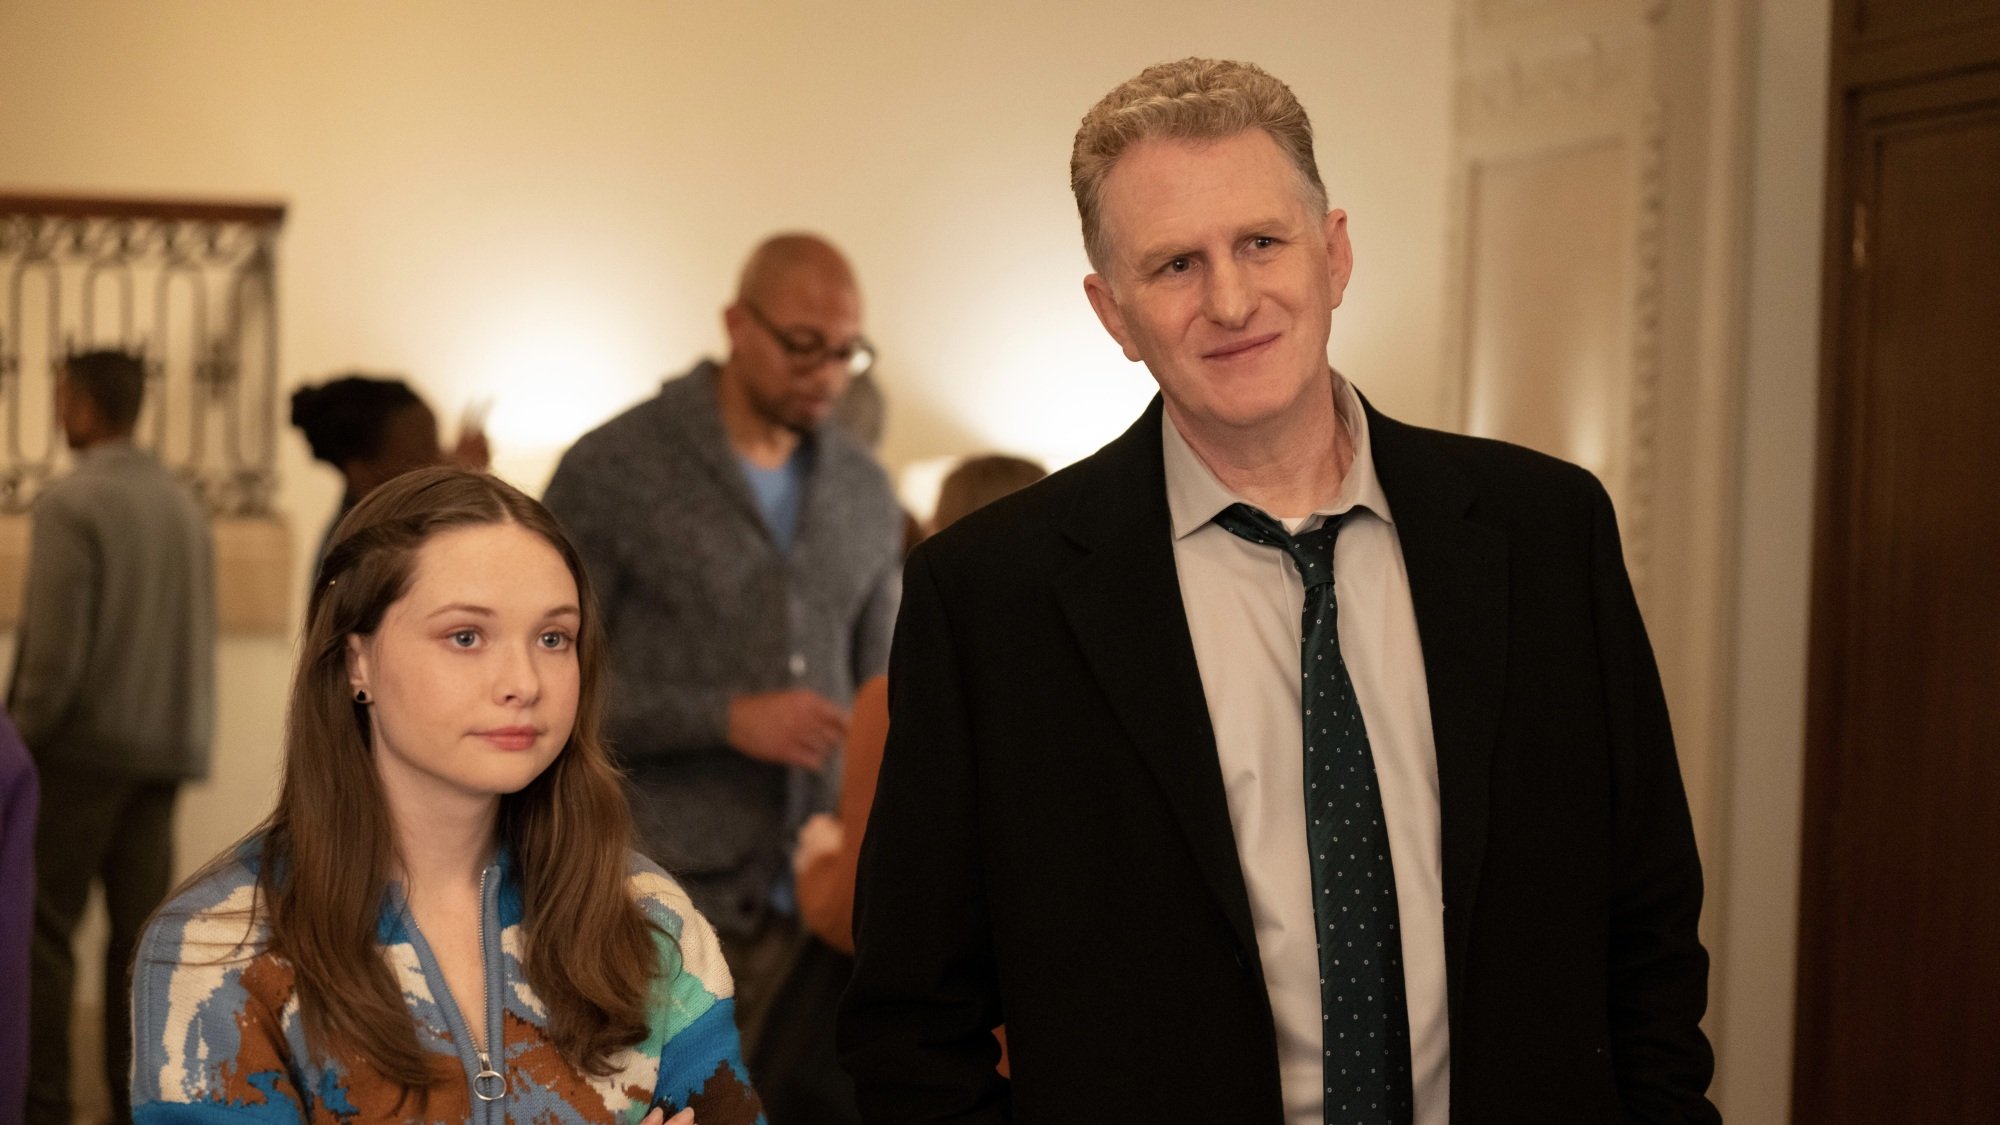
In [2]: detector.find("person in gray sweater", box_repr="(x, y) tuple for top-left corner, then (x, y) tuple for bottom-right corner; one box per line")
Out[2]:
(9, 349), (214, 1125)
(543, 233), (902, 1061)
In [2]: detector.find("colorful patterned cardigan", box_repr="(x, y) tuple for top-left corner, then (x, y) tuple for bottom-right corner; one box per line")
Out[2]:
(131, 843), (765, 1123)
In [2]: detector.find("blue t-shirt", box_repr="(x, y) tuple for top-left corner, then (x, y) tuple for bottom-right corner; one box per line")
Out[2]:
(739, 443), (812, 553)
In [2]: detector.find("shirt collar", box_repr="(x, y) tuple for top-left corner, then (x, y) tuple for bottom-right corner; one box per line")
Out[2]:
(71, 443), (156, 480)
(1161, 374), (1394, 541)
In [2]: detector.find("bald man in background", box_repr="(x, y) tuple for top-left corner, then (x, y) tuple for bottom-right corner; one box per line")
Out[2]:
(544, 234), (901, 1056)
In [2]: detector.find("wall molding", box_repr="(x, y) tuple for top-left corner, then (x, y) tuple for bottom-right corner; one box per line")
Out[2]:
(1444, 18), (1668, 593)
(1446, 5), (1754, 1082)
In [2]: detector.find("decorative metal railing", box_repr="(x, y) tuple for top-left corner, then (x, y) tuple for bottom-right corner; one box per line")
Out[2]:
(0, 193), (285, 516)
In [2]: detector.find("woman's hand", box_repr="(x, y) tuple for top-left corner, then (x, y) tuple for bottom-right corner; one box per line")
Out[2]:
(639, 1107), (695, 1125)
(450, 425), (491, 471)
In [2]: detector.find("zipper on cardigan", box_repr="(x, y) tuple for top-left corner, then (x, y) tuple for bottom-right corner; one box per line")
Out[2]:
(470, 864), (508, 1103)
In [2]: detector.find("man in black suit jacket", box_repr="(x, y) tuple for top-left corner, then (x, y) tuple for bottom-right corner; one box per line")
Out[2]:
(841, 59), (1719, 1124)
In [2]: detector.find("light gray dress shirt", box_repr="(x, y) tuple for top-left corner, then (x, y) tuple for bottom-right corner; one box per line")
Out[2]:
(1163, 377), (1449, 1125)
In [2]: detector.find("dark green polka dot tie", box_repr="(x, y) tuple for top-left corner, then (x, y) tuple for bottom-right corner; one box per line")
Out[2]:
(1213, 503), (1413, 1125)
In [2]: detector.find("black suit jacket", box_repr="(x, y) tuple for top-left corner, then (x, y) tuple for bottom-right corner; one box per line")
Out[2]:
(841, 396), (1719, 1124)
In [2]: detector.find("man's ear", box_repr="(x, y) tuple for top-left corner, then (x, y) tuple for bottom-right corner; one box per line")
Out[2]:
(56, 377), (96, 440)
(345, 633), (372, 699)
(1083, 274), (1143, 363)
(1323, 208), (1354, 310)
(720, 302), (750, 359)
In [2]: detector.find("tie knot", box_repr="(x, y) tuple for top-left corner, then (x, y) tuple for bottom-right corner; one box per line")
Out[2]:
(1212, 502), (1343, 588)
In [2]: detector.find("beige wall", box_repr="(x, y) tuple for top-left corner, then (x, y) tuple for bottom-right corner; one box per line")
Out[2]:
(1, 1), (1454, 494)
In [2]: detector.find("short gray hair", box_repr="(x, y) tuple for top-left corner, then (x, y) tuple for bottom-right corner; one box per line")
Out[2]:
(1070, 58), (1328, 272)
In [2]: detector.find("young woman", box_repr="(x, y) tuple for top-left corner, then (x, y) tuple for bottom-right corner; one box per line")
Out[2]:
(131, 467), (763, 1123)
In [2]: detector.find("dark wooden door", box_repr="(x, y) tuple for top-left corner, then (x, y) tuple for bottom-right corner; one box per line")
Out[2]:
(1795, 7), (2000, 1119)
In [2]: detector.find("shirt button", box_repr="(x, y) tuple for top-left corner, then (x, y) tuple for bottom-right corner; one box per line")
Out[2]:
(789, 653), (807, 678)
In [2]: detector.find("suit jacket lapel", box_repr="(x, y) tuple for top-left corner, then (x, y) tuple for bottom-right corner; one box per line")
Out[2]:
(1052, 399), (1261, 957)
(1365, 402), (1507, 1016)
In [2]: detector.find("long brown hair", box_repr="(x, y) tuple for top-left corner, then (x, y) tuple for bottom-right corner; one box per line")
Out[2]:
(272, 466), (657, 1086)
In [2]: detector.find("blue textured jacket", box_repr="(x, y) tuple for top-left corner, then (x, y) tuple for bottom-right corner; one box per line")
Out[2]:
(131, 843), (764, 1123)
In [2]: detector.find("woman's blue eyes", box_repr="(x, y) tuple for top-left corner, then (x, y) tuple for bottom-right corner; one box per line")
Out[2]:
(444, 629), (573, 650)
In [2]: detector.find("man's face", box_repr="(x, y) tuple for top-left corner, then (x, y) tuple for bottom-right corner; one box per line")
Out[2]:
(724, 271), (864, 435)
(349, 402), (442, 496)
(373, 402), (443, 478)
(1083, 129), (1352, 441)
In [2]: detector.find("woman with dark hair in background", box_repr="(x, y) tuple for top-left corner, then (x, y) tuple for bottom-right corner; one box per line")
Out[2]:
(290, 374), (490, 563)
(130, 467), (762, 1122)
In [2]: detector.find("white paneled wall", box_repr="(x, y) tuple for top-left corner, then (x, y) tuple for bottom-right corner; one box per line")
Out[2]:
(1445, 2), (1834, 1120)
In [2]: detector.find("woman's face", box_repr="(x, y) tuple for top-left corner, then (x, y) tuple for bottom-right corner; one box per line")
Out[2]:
(348, 402), (442, 496)
(347, 521), (582, 812)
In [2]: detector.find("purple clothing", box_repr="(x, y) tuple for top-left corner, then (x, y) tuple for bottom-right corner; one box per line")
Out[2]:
(0, 710), (36, 1125)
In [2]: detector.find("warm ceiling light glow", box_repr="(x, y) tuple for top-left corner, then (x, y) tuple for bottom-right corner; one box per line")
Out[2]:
(436, 295), (662, 492)
(888, 269), (1158, 473)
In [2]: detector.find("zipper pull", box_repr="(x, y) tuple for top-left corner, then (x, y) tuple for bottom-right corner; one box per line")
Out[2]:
(472, 1049), (508, 1102)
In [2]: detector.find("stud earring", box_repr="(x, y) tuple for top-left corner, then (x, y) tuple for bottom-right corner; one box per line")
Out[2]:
(354, 689), (371, 704)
